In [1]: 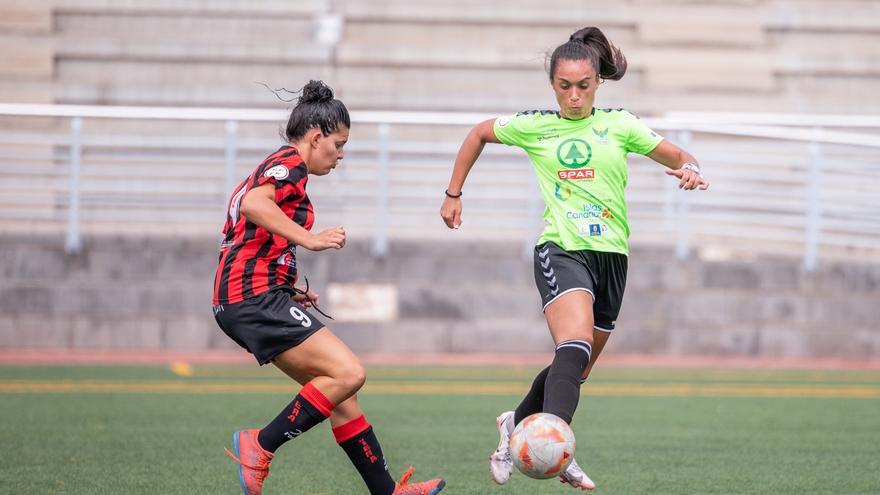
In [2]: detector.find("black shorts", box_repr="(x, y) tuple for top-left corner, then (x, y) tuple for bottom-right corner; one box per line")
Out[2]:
(213, 286), (325, 365)
(534, 242), (628, 331)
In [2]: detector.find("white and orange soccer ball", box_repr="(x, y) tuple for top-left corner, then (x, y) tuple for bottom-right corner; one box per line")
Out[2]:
(509, 413), (576, 479)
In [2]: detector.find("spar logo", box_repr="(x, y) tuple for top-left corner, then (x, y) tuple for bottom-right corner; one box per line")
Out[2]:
(556, 138), (594, 180)
(558, 169), (595, 180)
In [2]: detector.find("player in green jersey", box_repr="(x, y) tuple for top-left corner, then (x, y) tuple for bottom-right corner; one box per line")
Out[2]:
(441, 26), (709, 490)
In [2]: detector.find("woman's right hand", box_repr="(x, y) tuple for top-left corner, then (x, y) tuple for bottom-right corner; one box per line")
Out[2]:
(440, 196), (462, 229)
(304, 226), (346, 251)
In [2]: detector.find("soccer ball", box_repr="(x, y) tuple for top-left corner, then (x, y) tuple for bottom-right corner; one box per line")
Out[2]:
(509, 413), (576, 479)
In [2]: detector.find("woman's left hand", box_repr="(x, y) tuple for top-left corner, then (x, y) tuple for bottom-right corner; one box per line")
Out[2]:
(292, 287), (319, 307)
(665, 168), (710, 191)
(440, 196), (463, 229)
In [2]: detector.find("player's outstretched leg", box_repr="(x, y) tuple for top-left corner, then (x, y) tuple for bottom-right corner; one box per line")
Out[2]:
(224, 328), (360, 495)
(225, 429), (274, 495)
(559, 458), (596, 491)
(225, 380), (334, 495)
(332, 406), (445, 494)
(333, 410), (397, 494)
(489, 410), (515, 484)
(393, 466), (446, 495)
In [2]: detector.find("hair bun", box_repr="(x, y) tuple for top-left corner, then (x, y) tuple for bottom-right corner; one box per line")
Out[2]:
(299, 80), (334, 104)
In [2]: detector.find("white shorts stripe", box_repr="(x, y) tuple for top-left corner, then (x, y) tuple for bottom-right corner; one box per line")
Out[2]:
(542, 287), (595, 311)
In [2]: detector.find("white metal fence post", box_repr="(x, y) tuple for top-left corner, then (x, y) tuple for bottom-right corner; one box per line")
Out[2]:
(804, 133), (823, 272)
(65, 117), (83, 254)
(224, 120), (238, 205)
(372, 123), (391, 257)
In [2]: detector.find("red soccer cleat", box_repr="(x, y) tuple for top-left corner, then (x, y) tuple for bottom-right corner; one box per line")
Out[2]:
(225, 429), (274, 495)
(392, 466), (446, 495)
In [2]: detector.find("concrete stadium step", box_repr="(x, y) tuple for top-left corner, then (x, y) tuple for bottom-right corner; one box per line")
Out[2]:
(342, 0), (880, 34)
(53, 0), (325, 17)
(56, 15), (329, 64)
(54, 59), (335, 108)
(763, 0), (880, 31)
(0, 34), (52, 78)
(773, 32), (880, 75)
(341, 0), (628, 25)
(51, 55), (880, 113)
(0, 0), (51, 33)
(337, 22), (612, 70)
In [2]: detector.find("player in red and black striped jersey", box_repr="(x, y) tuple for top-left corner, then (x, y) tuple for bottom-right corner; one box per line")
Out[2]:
(214, 80), (444, 495)
(213, 144), (316, 305)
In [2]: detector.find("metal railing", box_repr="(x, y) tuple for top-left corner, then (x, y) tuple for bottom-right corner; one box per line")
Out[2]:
(0, 104), (878, 271)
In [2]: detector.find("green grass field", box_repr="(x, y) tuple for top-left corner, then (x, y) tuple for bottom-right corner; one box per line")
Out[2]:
(2, 364), (879, 494)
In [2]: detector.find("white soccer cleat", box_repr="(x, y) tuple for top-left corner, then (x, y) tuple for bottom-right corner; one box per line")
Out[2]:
(489, 411), (515, 485)
(559, 458), (596, 491)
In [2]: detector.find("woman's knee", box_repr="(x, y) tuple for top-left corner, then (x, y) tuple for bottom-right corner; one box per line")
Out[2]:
(551, 323), (595, 347)
(335, 360), (366, 393)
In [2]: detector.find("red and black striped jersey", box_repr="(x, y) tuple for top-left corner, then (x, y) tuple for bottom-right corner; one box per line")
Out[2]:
(213, 145), (314, 305)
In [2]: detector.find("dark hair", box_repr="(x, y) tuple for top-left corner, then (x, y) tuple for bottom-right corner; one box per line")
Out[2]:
(548, 27), (627, 82)
(283, 80), (350, 141)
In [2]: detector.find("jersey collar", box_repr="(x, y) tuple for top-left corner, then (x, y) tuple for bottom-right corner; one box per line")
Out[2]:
(559, 107), (596, 123)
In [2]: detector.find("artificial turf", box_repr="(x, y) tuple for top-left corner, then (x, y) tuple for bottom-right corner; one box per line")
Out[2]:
(1, 365), (879, 494)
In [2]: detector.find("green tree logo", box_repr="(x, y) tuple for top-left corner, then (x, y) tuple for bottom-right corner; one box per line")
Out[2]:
(556, 138), (592, 169)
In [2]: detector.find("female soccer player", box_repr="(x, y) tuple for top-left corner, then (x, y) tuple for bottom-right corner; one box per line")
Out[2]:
(440, 27), (709, 490)
(213, 80), (445, 495)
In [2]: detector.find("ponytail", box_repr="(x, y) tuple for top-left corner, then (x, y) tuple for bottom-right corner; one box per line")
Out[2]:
(549, 27), (627, 81)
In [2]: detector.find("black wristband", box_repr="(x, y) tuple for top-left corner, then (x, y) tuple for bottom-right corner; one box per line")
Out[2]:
(445, 189), (462, 198)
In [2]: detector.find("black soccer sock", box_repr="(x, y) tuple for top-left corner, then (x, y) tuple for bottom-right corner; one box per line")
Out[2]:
(514, 366), (550, 425)
(334, 415), (396, 495)
(543, 340), (592, 424)
(257, 382), (335, 453)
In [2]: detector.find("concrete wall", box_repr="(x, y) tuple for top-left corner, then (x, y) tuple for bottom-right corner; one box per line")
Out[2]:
(2, 234), (878, 357)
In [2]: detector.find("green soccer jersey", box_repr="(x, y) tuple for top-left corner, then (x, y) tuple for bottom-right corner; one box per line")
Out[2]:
(493, 108), (663, 255)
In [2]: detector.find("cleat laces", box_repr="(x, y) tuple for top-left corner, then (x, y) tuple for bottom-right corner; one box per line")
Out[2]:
(394, 466), (444, 495)
(224, 448), (270, 483)
(397, 466), (416, 486)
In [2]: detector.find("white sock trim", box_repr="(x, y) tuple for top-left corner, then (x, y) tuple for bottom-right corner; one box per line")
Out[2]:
(556, 339), (592, 356)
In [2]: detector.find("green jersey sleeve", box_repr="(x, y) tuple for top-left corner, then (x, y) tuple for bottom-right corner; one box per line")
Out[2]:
(624, 112), (663, 155)
(493, 113), (536, 149)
